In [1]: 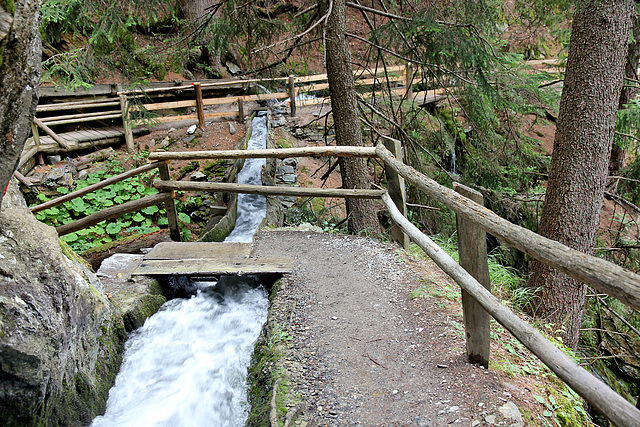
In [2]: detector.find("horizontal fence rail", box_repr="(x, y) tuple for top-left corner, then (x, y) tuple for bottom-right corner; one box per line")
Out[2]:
(148, 146), (378, 161)
(154, 180), (385, 199)
(375, 143), (640, 312)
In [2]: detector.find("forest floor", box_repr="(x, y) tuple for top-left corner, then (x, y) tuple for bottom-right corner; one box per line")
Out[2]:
(251, 229), (565, 426)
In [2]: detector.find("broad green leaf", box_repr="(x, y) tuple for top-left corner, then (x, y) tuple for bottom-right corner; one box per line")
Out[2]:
(157, 217), (168, 226)
(56, 187), (69, 194)
(106, 223), (122, 235)
(141, 205), (158, 215)
(178, 212), (191, 224)
(533, 394), (546, 404)
(62, 233), (78, 242)
(133, 213), (145, 223)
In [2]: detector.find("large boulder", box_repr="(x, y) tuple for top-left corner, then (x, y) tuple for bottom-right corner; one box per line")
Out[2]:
(0, 182), (127, 426)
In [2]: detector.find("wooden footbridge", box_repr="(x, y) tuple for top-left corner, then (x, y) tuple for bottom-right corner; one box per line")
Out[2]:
(131, 242), (293, 277)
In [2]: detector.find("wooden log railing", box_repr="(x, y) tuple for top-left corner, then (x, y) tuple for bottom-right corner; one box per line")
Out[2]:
(153, 144), (640, 425)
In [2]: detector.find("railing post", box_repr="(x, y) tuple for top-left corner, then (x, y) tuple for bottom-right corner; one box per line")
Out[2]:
(405, 63), (413, 101)
(289, 76), (296, 116)
(194, 82), (205, 129)
(454, 182), (491, 368)
(31, 121), (44, 165)
(119, 94), (135, 152)
(158, 161), (181, 241)
(382, 136), (409, 249)
(238, 97), (244, 122)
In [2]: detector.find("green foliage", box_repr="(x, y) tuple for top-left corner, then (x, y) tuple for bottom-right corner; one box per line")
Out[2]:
(41, 0), (176, 87)
(31, 169), (166, 252)
(1, 0), (15, 14)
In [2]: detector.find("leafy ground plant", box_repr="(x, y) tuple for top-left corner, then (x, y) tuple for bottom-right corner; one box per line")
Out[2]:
(31, 169), (190, 253)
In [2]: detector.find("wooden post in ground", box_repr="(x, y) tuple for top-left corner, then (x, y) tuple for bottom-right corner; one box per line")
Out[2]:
(194, 82), (205, 129)
(405, 63), (413, 101)
(454, 182), (491, 368)
(289, 76), (296, 116)
(158, 161), (181, 241)
(31, 121), (44, 165)
(33, 118), (71, 150)
(238, 98), (244, 122)
(119, 95), (135, 152)
(381, 136), (409, 249)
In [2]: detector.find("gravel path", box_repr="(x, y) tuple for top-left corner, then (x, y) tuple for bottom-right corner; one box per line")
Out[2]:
(252, 230), (525, 427)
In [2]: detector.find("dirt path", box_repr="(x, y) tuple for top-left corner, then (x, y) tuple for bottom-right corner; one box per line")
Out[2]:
(252, 229), (528, 427)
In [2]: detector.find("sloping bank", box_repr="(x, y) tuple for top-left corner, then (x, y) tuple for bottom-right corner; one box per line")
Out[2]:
(0, 182), (165, 426)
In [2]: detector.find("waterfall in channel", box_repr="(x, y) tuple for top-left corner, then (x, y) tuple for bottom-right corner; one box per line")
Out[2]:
(92, 114), (270, 427)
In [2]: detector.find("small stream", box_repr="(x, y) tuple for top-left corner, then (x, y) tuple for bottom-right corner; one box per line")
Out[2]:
(92, 113), (270, 426)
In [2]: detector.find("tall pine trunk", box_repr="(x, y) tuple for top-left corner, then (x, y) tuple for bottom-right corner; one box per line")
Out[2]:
(320, 0), (380, 235)
(0, 0), (41, 209)
(527, 0), (633, 349)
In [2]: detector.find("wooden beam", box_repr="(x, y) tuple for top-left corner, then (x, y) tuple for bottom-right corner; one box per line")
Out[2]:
(132, 257), (293, 276)
(148, 146), (377, 161)
(56, 192), (172, 236)
(37, 100), (120, 113)
(376, 142), (640, 311)
(158, 162), (181, 241)
(33, 118), (71, 149)
(42, 113), (122, 127)
(454, 183), (491, 368)
(119, 95), (135, 152)
(31, 161), (165, 213)
(194, 82), (205, 129)
(289, 76), (296, 117)
(154, 180), (385, 199)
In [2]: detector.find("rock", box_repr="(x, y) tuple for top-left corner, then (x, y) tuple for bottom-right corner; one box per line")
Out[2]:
(226, 61), (242, 75)
(0, 183), (123, 425)
(184, 135), (195, 143)
(271, 115), (286, 127)
(229, 123), (237, 135)
(498, 402), (523, 425)
(168, 127), (176, 133)
(283, 158), (298, 168)
(0, 182), (163, 425)
(46, 155), (62, 165)
(187, 124), (197, 135)
(190, 171), (207, 181)
(277, 165), (295, 174)
(183, 69), (195, 80)
(282, 173), (297, 184)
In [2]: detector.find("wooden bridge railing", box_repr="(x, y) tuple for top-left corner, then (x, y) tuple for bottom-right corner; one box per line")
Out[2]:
(149, 143), (640, 426)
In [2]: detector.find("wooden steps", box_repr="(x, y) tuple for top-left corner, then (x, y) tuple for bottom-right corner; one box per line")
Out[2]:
(132, 242), (293, 276)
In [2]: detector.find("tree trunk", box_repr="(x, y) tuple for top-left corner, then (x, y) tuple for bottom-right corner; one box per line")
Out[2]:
(320, 0), (380, 235)
(0, 0), (42, 209)
(527, 0), (633, 350)
(608, 9), (640, 190)
(176, 0), (226, 77)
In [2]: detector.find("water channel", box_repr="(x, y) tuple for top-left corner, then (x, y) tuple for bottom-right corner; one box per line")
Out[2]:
(92, 113), (270, 426)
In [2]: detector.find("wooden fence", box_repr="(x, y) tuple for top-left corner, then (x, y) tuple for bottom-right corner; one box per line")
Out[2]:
(144, 143), (639, 427)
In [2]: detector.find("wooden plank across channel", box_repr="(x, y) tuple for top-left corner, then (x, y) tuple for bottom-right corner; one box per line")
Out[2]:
(132, 242), (293, 276)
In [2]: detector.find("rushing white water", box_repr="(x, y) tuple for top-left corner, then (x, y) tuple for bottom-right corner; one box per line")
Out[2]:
(92, 279), (268, 427)
(225, 113), (268, 243)
(92, 114), (271, 426)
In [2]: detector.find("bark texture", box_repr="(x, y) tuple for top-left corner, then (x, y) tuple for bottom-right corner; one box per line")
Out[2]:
(321, 0), (380, 235)
(0, 0), (41, 209)
(527, 0), (634, 349)
(609, 9), (640, 188)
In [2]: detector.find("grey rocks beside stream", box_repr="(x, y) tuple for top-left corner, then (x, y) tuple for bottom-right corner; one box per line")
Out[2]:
(0, 182), (164, 426)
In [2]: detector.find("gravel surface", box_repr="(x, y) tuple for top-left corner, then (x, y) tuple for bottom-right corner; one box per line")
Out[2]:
(252, 230), (526, 427)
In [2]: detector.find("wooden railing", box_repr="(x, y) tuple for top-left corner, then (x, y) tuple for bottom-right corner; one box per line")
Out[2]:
(145, 143), (640, 427)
